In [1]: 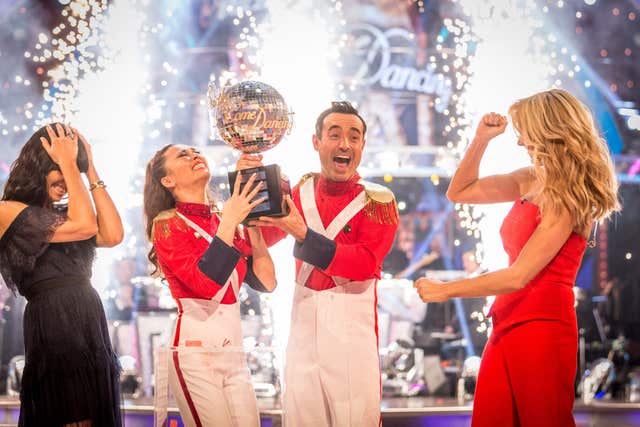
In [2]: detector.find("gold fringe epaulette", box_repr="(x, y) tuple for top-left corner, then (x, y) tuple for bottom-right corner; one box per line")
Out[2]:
(151, 209), (178, 241)
(359, 180), (399, 225)
(294, 172), (318, 190)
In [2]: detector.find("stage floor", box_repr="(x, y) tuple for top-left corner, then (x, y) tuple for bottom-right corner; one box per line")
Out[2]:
(0, 396), (638, 426)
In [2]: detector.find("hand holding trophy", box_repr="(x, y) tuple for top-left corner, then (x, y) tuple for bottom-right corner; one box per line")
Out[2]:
(208, 80), (293, 222)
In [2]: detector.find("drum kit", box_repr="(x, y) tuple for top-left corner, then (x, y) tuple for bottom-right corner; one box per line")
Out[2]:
(457, 355), (481, 404)
(377, 273), (486, 397)
(104, 273), (635, 403)
(572, 286), (640, 403)
(103, 275), (175, 398)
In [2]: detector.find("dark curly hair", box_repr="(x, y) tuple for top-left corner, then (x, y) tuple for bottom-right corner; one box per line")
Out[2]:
(1, 123), (89, 206)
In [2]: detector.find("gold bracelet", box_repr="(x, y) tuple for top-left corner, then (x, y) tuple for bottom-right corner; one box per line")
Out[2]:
(89, 180), (106, 191)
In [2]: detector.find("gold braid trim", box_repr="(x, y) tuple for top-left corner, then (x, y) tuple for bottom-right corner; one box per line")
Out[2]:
(151, 209), (178, 241)
(294, 172), (318, 190)
(359, 180), (399, 225)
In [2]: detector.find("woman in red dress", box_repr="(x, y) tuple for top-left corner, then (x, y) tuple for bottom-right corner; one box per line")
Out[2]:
(415, 89), (620, 427)
(143, 144), (276, 427)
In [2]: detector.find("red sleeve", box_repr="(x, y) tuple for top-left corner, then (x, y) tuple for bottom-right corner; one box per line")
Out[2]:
(244, 225), (286, 249)
(323, 210), (398, 281)
(235, 228), (253, 256)
(153, 217), (234, 299)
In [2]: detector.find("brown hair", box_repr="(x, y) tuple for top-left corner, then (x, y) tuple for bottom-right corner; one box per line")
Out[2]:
(143, 144), (174, 274)
(315, 101), (367, 137)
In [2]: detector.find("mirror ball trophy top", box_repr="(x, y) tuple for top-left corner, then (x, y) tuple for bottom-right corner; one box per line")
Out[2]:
(208, 80), (293, 221)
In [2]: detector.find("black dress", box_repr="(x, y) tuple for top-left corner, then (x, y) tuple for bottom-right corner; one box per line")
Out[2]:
(0, 206), (122, 427)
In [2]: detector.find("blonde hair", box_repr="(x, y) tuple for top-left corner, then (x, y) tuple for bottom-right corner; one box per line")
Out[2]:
(509, 89), (620, 233)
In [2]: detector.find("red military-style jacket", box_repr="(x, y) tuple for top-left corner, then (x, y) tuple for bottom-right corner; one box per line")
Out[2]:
(261, 172), (398, 291)
(152, 201), (262, 304)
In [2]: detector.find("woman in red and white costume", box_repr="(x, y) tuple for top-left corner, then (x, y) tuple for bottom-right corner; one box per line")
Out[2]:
(143, 144), (276, 427)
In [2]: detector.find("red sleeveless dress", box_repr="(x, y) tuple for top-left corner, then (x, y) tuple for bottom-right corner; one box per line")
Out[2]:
(472, 199), (586, 427)
(489, 199), (587, 331)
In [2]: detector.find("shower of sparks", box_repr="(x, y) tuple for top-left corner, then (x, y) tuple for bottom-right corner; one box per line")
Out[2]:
(28, 0), (165, 290)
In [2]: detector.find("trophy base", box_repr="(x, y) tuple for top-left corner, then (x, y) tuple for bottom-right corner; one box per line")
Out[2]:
(228, 164), (291, 222)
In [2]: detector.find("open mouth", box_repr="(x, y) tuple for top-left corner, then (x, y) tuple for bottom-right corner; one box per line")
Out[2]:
(192, 161), (207, 171)
(333, 155), (351, 167)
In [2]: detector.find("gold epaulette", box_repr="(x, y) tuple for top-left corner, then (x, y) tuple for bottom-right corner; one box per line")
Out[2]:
(294, 172), (318, 190)
(358, 180), (399, 225)
(151, 209), (178, 241)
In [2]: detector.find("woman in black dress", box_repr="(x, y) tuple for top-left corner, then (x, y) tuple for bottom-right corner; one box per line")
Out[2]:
(0, 123), (124, 426)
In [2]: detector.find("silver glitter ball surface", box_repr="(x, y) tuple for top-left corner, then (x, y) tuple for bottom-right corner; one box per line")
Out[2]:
(212, 81), (292, 153)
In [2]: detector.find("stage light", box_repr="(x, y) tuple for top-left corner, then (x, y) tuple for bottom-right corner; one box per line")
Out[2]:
(627, 115), (640, 131)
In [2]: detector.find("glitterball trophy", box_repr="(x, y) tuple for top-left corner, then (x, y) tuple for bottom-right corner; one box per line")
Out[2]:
(208, 80), (293, 221)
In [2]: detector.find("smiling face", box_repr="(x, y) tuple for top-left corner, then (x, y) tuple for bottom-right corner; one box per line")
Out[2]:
(45, 170), (67, 203)
(313, 112), (366, 182)
(159, 145), (211, 192)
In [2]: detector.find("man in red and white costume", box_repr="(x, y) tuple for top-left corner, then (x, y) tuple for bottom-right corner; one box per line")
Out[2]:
(242, 101), (399, 427)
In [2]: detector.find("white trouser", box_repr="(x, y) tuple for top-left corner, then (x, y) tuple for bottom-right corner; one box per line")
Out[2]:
(284, 280), (380, 427)
(169, 297), (259, 427)
(284, 176), (380, 426)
